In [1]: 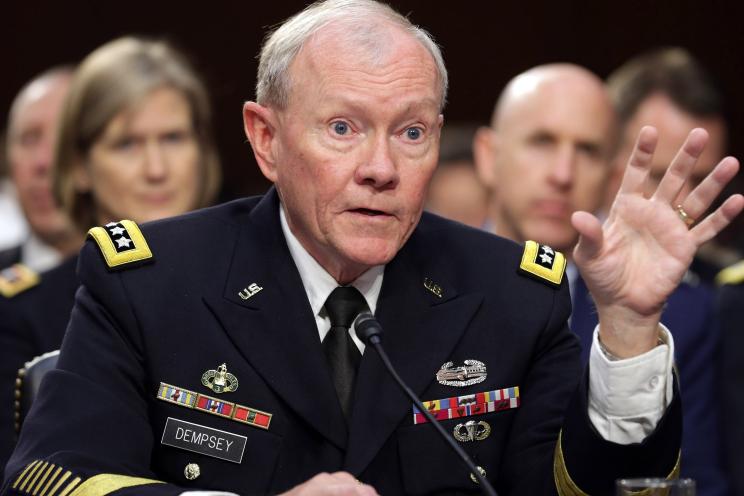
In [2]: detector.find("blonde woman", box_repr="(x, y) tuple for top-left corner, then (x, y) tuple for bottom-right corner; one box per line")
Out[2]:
(0, 37), (221, 466)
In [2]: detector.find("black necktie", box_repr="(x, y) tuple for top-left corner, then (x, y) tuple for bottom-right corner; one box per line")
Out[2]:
(323, 286), (367, 419)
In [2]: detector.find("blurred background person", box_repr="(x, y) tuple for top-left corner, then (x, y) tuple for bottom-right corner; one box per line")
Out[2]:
(474, 63), (728, 495)
(425, 123), (490, 228)
(715, 260), (744, 496)
(0, 68), (82, 273)
(0, 133), (29, 253)
(0, 36), (221, 469)
(606, 47), (740, 282)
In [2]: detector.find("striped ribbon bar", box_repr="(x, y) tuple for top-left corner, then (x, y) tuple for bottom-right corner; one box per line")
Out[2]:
(413, 386), (519, 425)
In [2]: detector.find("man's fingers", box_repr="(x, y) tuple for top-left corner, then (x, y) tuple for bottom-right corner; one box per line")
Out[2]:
(571, 211), (604, 263)
(651, 128), (708, 204)
(677, 156), (739, 220)
(690, 194), (744, 246)
(618, 126), (658, 196)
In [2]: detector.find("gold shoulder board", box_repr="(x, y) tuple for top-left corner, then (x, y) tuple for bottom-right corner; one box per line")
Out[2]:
(518, 240), (566, 288)
(0, 264), (39, 298)
(716, 259), (744, 286)
(87, 220), (153, 271)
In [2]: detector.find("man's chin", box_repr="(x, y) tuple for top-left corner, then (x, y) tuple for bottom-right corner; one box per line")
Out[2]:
(525, 224), (577, 253)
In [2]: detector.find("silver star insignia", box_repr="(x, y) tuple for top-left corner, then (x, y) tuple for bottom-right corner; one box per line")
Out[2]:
(106, 222), (118, 228)
(115, 237), (132, 248)
(109, 226), (125, 236)
(541, 245), (554, 255)
(539, 253), (553, 264)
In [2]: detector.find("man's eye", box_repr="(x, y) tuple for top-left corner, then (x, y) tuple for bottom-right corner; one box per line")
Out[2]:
(405, 127), (423, 141)
(331, 121), (350, 135)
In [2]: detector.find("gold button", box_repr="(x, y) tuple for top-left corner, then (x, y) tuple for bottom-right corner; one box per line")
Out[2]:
(184, 463), (200, 480)
(470, 465), (486, 484)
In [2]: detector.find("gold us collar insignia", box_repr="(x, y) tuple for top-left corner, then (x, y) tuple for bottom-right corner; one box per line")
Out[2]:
(202, 363), (239, 394)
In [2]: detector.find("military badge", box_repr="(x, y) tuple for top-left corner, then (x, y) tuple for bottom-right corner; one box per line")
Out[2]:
(87, 220), (153, 270)
(518, 240), (566, 287)
(453, 420), (491, 442)
(436, 359), (487, 387)
(413, 387), (520, 425)
(423, 277), (443, 298)
(0, 264), (39, 298)
(201, 363), (238, 394)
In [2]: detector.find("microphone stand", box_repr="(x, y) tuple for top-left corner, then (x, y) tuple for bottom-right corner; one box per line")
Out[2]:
(355, 312), (497, 496)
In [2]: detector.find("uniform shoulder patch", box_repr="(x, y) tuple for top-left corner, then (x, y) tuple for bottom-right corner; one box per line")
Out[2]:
(87, 220), (153, 271)
(518, 240), (566, 288)
(716, 259), (744, 286)
(0, 264), (39, 298)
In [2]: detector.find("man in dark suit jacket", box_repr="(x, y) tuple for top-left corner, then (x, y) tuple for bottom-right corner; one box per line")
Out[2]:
(4, 1), (742, 495)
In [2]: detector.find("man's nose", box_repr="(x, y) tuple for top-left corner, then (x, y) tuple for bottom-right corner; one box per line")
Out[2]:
(356, 135), (399, 189)
(31, 137), (54, 176)
(548, 146), (575, 187)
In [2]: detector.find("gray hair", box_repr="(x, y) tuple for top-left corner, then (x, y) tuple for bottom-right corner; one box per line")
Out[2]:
(256, 0), (448, 111)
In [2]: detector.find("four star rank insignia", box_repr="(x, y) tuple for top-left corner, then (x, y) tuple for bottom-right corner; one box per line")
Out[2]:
(87, 220), (153, 271)
(518, 240), (566, 287)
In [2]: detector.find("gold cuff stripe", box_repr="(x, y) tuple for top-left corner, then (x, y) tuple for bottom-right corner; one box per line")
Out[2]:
(520, 240), (566, 286)
(40, 466), (63, 496)
(87, 220), (152, 269)
(57, 477), (81, 496)
(68, 474), (164, 496)
(32, 463), (55, 494)
(47, 471), (72, 496)
(19, 460), (44, 492)
(14, 459), (41, 489)
(554, 431), (589, 496)
(554, 430), (682, 496)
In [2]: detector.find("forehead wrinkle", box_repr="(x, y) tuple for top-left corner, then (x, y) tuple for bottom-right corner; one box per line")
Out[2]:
(288, 21), (440, 110)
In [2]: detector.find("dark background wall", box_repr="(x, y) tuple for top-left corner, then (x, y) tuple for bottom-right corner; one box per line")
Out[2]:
(4, 1), (744, 241)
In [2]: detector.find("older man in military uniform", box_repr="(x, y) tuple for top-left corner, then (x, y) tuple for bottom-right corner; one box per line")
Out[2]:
(3, 1), (743, 495)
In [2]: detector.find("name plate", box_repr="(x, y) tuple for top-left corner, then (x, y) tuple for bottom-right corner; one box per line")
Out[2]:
(161, 417), (247, 463)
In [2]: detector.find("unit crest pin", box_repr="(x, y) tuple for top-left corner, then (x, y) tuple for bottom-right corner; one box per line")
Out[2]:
(201, 363), (239, 394)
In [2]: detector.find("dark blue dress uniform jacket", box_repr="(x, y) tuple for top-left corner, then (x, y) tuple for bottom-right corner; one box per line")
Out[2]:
(2, 189), (681, 495)
(0, 256), (79, 469)
(717, 280), (744, 496)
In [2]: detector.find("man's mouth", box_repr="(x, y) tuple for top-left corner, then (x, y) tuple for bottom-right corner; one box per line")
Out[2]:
(351, 208), (388, 216)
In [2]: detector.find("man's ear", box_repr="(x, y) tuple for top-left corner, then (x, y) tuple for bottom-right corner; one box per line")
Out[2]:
(473, 126), (499, 189)
(243, 101), (279, 183)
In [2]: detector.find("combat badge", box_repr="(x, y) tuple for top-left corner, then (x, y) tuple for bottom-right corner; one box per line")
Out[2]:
(518, 240), (566, 287)
(0, 264), (39, 298)
(436, 360), (487, 387)
(202, 363), (238, 394)
(87, 220), (153, 270)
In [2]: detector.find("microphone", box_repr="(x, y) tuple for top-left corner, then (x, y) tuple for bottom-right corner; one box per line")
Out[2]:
(354, 312), (498, 496)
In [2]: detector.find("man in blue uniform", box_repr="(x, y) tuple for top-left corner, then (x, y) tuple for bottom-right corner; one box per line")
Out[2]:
(474, 62), (730, 494)
(4, 1), (743, 495)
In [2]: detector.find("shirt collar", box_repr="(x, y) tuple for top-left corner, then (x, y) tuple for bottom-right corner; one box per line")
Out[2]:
(279, 204), (384, 318)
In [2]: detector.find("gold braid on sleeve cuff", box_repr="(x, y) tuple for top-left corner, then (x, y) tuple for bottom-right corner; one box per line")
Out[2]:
(11, 460), (164, 496)
(553, 430), (681, 496)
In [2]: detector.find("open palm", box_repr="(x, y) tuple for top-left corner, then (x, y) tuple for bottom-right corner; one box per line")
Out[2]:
(572, 127), (743, 356)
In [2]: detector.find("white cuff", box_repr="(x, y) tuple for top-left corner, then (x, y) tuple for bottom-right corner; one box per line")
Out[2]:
(587, 324), (674, 444)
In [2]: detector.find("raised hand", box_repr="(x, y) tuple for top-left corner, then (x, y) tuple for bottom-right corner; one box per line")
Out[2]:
(572, 126), (744, 357)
